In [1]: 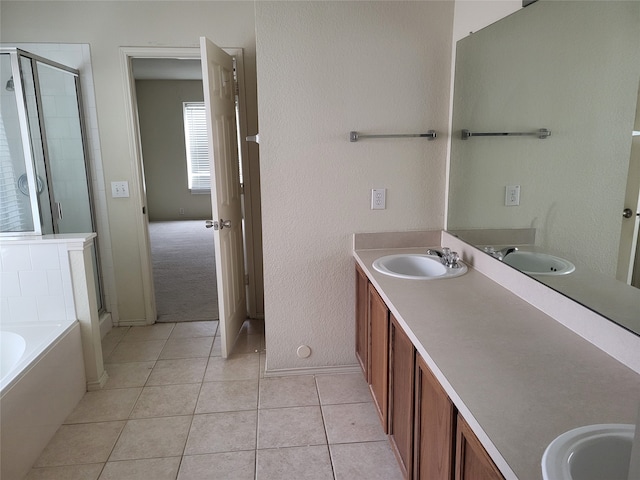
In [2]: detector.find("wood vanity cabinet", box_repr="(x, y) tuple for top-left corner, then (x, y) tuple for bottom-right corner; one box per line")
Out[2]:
(354, 264), (504, 480)
(355, 263), (369, 380)
(455, 415), (505, 480)
(414, 354), (455, 480)
(369, 283), (389, 430)
(388, 315), (416, 478)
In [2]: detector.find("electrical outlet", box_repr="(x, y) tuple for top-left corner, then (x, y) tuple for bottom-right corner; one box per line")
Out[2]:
(111, 181), (130, 198)
(505, 185), (520, 206)
(371, 188), (386, 210)
(179, 208), (185, 215)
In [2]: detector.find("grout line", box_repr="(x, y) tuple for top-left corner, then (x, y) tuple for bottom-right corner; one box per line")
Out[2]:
(315, 375), (338, 480)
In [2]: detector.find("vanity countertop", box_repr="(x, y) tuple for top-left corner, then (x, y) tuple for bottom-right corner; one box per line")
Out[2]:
(354, 245), (640, 480)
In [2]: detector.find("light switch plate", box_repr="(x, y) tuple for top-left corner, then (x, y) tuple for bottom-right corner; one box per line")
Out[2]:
(111, 181), (130, 198)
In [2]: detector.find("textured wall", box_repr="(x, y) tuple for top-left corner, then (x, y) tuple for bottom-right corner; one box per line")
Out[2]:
(256, 1), (454, 371)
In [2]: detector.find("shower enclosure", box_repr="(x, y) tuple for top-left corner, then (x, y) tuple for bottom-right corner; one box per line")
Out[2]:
(0, 47), (103, 310)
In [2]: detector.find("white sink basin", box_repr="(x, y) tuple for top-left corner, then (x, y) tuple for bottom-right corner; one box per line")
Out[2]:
(372, 254), (467, 280)
(502, 251), (575, 276)
(542, 424), (635, 480)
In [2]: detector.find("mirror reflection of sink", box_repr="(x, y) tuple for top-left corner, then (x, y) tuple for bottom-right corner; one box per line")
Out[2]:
(372, 254), (467, 280)
(502, 251), (575, 276)
(542, 424), (635, 480)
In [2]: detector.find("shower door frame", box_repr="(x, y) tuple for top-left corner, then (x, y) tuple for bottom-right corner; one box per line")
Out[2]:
(1, 48), (42, 235)
(1, 47), (104, 311)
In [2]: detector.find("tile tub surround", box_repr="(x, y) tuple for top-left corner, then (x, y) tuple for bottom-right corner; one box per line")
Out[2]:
(354, 238), (640, 480)
(25, 320), (404, 480)
(0, 233), (107, 391)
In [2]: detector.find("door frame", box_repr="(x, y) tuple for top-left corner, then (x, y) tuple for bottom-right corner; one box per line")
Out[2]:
(119, 45), (256, 324)
(616, 83), (640, 285)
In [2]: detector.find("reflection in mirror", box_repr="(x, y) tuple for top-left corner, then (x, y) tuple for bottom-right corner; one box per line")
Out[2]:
(448, 0), (640, 335)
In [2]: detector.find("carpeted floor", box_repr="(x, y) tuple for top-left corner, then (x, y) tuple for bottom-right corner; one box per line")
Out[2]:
(148, 220), (219, 322)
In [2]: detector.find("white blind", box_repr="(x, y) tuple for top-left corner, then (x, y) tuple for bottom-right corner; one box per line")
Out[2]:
(183, 102), (210, 192)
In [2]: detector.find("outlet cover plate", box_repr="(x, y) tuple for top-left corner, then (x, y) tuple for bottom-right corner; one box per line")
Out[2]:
(371, 188), (386, 210)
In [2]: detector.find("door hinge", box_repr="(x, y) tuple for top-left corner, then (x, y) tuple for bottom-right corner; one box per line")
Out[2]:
(244, 274), (250, 286)
(142, 206), (146, 215)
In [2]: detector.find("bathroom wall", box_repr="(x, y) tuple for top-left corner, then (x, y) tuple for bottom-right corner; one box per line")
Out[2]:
(1, 1), (258, 324)
(452, 0), (521, 42)
(255, 1), (454, 371)
(135, 79), (211, 221)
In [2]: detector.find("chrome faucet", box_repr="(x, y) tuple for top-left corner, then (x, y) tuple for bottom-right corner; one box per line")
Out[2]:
(426, 247), (461, 268)
(484, 246), (518, 261)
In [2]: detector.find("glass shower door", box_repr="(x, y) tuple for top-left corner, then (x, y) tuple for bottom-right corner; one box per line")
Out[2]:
(35, 61), (94, 235)
(0, 53), (37, 232)
(35, 60), (103, 310)
(21, 52), (103, 310)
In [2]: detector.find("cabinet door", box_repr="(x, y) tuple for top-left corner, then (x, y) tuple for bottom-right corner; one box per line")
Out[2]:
(455, 414), (505, 480)
(388, 315), (416, 479)
(355, 264), (369, 380)
(414, 355), (455, 480)
(369, 284), (389, 431)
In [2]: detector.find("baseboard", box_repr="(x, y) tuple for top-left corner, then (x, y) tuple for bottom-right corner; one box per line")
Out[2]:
(263, 364), (362, 378)
(99, 311), (112, 339)
(115, 319), (153, 327)
(87, 370), (109, 391)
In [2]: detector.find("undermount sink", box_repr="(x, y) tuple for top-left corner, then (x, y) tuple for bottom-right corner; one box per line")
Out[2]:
(542, 424), (635, 480)
(372, 254), (467, 280)
(502, 251), (575, 276)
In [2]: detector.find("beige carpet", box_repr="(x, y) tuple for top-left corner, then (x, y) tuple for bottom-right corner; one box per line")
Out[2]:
(149, 220), (219, 322)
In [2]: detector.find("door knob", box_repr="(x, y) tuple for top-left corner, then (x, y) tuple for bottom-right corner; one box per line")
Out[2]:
(622, 208), (637, 219)
(205, 219), (231, 230)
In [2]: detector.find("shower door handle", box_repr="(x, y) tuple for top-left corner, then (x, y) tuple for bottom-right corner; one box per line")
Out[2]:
(55, 202), (63, 220)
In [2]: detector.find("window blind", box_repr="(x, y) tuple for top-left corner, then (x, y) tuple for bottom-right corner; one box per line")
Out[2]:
(183, 102), (210, 192)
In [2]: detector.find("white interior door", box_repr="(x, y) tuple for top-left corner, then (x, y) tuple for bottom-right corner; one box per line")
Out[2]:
(200, 37), (247, 357)
(617, 85), (640, 285)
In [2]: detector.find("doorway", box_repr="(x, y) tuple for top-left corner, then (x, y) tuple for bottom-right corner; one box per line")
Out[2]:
(132, 58), (218, 322)
(617, 81), (640, 287)
(120, 45), (263, 349)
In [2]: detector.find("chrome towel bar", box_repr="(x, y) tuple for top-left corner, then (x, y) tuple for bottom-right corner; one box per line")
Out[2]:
(350, 130), (437, 142)
(461, 128), (551, 140)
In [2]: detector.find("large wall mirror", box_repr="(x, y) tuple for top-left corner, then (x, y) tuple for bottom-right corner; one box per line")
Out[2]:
(448, 0), (640, 335)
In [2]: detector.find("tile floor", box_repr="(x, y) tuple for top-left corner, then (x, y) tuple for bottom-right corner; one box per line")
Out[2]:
(25, 320), (403, 480)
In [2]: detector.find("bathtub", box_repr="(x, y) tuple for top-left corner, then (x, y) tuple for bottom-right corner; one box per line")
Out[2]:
(0, 321), (86, 480)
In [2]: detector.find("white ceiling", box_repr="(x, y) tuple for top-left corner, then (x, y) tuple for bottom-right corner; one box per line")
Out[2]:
(131, 58), (202, 80)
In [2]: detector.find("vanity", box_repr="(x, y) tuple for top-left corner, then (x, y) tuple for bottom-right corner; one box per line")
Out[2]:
(352, 231), (640, 480)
